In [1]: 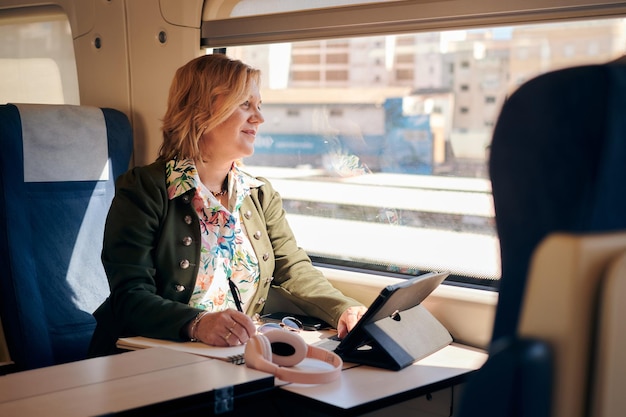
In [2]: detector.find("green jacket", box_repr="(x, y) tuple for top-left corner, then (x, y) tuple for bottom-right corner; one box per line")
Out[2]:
(89, 160), (361, 356)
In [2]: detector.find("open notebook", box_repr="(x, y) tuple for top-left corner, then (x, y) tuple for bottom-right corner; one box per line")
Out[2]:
(117, 336), (246, 364)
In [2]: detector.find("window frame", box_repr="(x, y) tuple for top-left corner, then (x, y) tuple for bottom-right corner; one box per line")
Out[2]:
(201, 0), (626, 48)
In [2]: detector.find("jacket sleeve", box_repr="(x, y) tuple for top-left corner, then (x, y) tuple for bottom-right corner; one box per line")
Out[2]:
(255, 178), (364, 327)
(101, 163), (200, 341)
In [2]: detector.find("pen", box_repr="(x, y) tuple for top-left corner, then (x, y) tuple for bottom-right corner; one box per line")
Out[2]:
(228, 278), (244, 312)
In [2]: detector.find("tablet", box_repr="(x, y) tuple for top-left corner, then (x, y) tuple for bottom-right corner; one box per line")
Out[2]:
(315, 270), (451, 369)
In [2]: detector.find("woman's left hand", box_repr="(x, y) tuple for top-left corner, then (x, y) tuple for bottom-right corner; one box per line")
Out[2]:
(337, 306), (368, 339)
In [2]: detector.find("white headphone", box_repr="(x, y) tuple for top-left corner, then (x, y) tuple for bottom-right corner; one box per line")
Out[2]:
(244, 329), (343, 384)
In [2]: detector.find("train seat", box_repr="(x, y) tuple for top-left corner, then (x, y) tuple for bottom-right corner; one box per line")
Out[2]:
(457, 57), (626, 417)
(0, 103), (133, 370)
(518, 232), (626, 417)
(588, 246), (626, 417)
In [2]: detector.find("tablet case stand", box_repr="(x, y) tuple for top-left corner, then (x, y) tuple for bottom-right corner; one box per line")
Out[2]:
(338, 304), (452, 370)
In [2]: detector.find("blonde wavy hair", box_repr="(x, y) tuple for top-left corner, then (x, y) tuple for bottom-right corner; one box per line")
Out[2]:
(158, 54), (261, 161)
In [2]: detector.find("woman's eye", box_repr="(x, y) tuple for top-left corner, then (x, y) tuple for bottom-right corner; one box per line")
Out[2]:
(241, 101), (261, 112)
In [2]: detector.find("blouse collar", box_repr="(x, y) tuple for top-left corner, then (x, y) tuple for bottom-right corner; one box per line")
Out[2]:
(166, 158), (264, 201)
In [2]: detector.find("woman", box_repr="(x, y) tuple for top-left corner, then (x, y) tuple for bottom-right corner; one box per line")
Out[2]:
(89, 54), (366, 356)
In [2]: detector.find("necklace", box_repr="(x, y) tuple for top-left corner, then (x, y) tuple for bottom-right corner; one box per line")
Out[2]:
(211, 189), (227, 197)
(210, 177), (228, 197)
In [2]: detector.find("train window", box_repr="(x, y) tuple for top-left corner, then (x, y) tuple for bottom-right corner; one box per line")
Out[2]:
(0, 7), (79, 105)
(221, 17), (626, 289)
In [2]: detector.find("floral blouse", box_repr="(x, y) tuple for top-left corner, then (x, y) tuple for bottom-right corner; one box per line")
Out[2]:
(166, 158), (264, 313)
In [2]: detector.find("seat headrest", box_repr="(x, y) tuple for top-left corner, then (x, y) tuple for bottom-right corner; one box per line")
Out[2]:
(16, 103), (109, 182)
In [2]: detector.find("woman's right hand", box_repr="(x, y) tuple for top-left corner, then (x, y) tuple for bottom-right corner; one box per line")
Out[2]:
(190, 309), (256, 346)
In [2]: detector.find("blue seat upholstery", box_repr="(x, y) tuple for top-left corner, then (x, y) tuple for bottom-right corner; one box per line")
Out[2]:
(0, 103), (133, 370)
(457, 58), (626, 416)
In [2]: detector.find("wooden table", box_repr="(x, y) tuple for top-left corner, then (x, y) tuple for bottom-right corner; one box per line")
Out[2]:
(0, 334), (487, 417)
(278, 343), (487, 416)
(0, 347), (273, 417)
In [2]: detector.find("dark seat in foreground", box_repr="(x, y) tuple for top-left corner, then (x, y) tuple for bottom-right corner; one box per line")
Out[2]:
(457, 58), (626, 417)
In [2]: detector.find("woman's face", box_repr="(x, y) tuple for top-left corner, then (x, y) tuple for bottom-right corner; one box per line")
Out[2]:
(200, 79), (264, 162)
